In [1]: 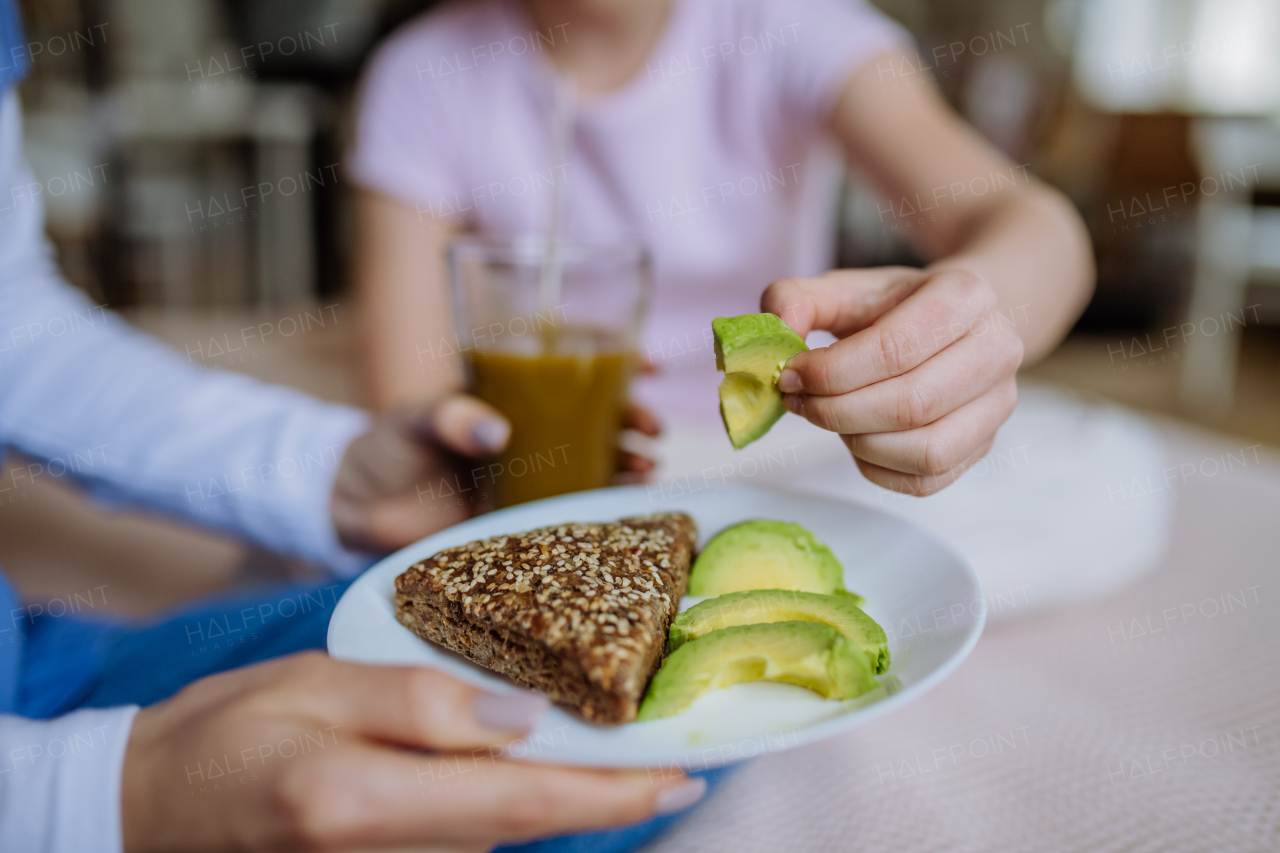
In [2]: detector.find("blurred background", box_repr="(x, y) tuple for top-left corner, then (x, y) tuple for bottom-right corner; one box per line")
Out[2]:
(6, 0), (1280, 612)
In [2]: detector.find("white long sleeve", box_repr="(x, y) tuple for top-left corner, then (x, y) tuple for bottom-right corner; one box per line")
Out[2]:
(0, 708), (138, 853)
(0, 89), (373, 575)
(0, 85), (371, 852)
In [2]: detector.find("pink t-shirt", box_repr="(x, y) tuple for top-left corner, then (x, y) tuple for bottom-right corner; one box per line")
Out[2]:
(349, 0), (908, 424)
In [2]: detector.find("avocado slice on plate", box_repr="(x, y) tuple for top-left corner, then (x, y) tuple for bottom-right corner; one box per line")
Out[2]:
(670, 589), (889, 674)
(712, 314), (808, 449)
(637, 621), (878, 721)
(687, 519), (847, 597)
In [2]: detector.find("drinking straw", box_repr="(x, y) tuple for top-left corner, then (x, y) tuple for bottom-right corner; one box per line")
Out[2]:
(538, 70), (576, 323)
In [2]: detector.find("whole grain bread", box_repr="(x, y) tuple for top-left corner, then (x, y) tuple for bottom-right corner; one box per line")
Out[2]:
(394, 512), (696, 723)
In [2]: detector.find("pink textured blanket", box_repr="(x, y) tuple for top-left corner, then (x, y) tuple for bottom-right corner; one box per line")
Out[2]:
(648, 420), (1279, 852)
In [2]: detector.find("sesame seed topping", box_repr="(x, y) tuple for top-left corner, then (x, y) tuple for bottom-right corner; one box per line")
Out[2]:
(398, 513), (695, 693)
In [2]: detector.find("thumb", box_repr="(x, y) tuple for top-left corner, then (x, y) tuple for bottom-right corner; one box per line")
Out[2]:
(404, 394), (511, 458)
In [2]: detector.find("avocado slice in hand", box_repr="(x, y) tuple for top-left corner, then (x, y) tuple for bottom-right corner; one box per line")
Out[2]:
(688, 519), (847, 596)
(712, 314), (808, 449)
(670, 589), (889, 674)
(637, 621), (878, 721)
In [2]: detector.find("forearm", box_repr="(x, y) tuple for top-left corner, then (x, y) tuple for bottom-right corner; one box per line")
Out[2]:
(359, 274), (463, 412)
(354, 190), (464, 411)
(830, 54), (1095, 365)
(928, 184), (1094, 364)
(0, 285), (371, 572)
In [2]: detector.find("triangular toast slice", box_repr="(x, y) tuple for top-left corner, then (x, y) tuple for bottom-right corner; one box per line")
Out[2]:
(394, 512), (696, 723)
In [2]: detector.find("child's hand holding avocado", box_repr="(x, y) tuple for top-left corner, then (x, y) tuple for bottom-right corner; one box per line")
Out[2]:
(715, 266), (1024, 496)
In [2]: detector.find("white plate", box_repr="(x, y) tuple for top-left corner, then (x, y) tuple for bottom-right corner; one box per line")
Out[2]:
(327, 484), (984, 770)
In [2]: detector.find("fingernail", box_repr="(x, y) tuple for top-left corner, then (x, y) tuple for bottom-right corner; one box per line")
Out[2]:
(655, 777), (707, 815)
(783, 394), (802, 415)
(473, 691), (548, 730)
(471, 417), (510, 453)
(777, 368), (801, 393)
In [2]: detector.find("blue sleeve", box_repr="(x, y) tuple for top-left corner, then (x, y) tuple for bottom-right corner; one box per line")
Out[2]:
(0, 0), (29, 91)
